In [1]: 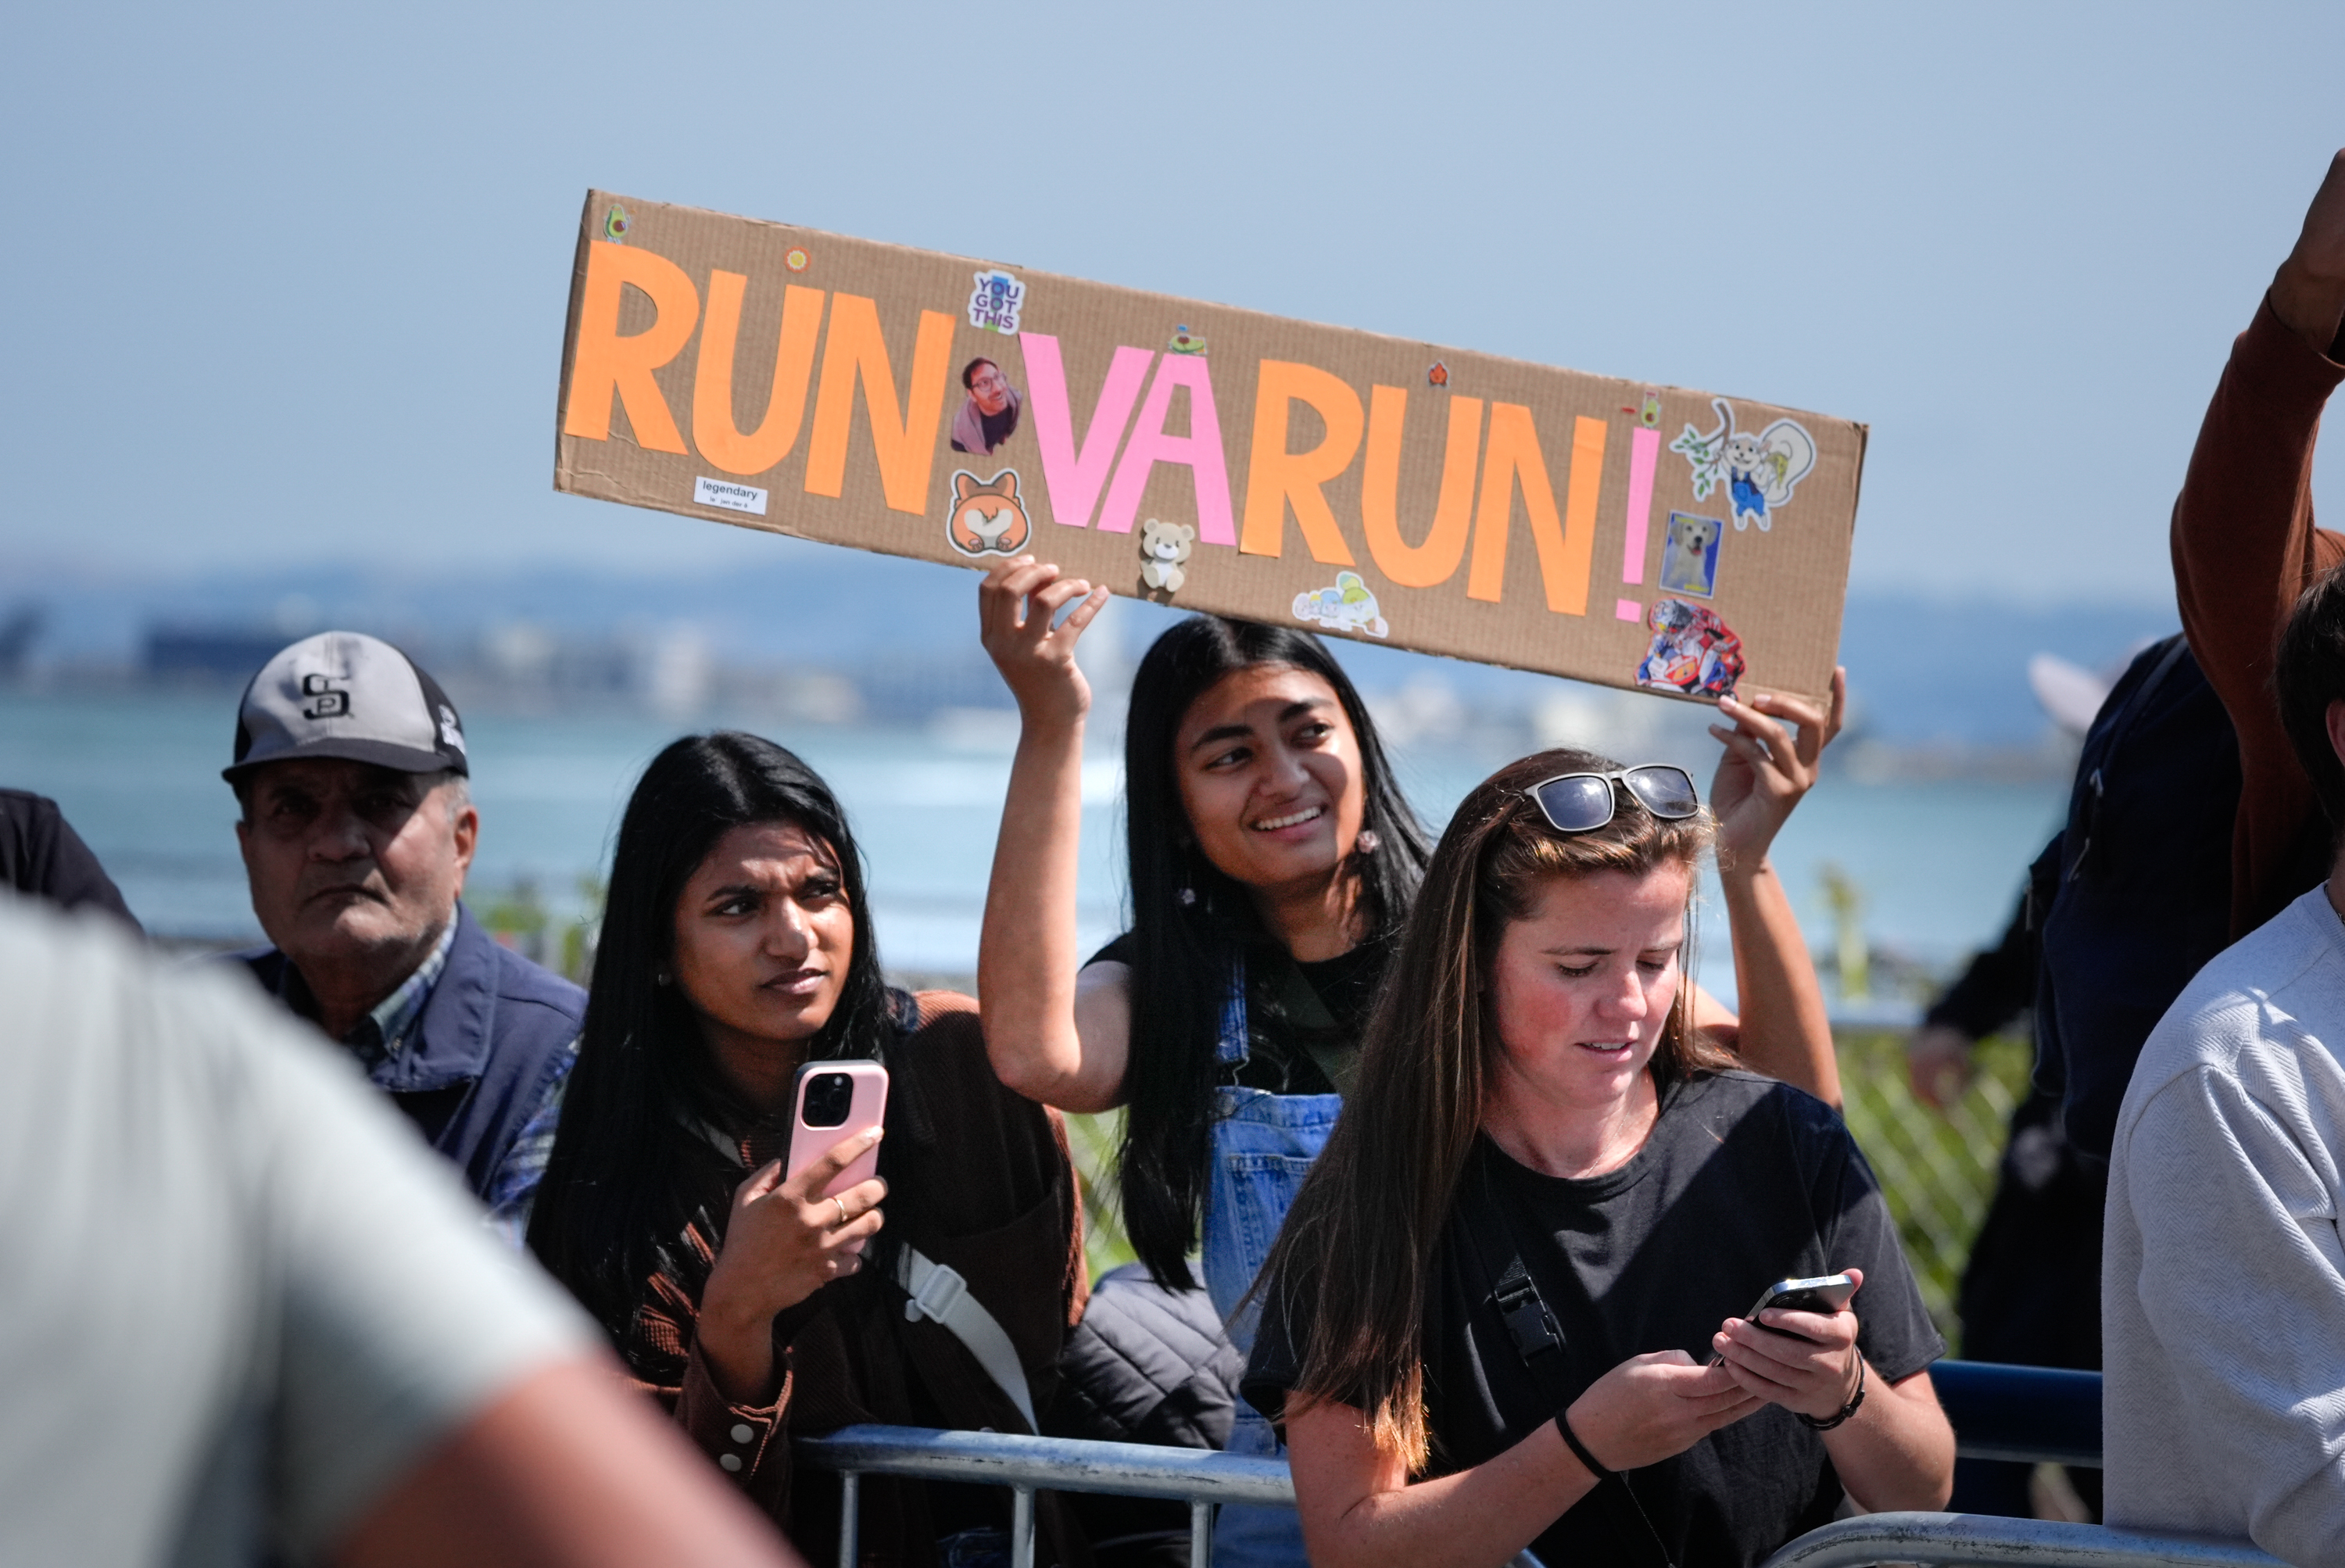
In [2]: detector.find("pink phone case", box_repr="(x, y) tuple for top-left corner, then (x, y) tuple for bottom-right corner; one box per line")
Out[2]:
(784, 1059), (890, 1200)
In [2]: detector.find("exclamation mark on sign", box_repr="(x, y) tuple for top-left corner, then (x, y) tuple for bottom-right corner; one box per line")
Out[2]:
(1615, 424), (1660, 621)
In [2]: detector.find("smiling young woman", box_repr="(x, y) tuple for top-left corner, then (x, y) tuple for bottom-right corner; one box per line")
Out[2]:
(525, 733), (1087, 1567)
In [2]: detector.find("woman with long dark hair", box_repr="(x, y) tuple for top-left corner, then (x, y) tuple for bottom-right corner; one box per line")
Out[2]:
(1244, 750), (1953, 1568)
(975, 558), (1845, 1563)
(528, 733), (1085, 1567)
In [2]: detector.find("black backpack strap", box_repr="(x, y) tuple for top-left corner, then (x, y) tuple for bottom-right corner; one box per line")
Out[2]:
(1270, 958), (1359, 1096)
(1460, 1162), (1678, 1568)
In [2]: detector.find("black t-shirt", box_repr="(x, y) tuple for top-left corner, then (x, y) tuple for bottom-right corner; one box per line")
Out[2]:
(1244, 1070), (1945, 1568)
(1087, 930), (1390, 1095)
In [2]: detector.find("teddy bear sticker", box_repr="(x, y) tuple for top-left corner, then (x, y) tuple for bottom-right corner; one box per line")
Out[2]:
(945, 469), (1033, 557)
(1139, 517), (1195, 594)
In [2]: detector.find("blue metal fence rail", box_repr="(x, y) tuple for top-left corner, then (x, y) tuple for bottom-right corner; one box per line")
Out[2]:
(1934, 1359), (2104, 1467)
(796, 1362), (2282, 1568)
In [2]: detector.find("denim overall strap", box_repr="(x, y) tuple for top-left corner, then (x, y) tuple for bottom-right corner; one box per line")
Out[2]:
(1198, 957), (1338, 1566)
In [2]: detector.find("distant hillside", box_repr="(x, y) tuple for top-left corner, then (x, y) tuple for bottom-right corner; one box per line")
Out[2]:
(5, 545), (2175, 746)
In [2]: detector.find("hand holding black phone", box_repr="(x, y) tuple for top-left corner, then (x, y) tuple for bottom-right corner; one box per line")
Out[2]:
(1708, 1273), (1856, 1366)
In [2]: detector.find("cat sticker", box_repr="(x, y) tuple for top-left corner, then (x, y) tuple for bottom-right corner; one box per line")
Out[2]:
(945, 469), (1033, 557)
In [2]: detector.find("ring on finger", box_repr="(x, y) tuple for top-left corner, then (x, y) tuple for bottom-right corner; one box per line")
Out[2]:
(833, 1196), (850, 1227)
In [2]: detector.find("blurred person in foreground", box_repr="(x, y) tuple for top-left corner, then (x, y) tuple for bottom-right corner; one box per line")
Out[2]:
(225, 630), (584, 1233)
(0, 786), (139, 928)
(2103, 563), (2345, 1565)
(0, 890), (800, 1568)
(528, 734), (1085, 1567)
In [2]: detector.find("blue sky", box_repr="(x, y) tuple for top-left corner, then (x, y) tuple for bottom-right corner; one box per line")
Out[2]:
(4, 0), (2340, 605)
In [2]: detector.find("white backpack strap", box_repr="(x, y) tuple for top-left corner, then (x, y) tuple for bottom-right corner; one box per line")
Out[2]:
(892, 1247), (1038, 1433)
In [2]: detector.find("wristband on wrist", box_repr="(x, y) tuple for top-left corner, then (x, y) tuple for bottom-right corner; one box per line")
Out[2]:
(1797, 1354), (1867, 1430)
(1556, 1410), (1615, 1481)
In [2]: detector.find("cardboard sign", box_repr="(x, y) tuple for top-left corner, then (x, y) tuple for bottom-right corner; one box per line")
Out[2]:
(555, 191), (1865, 705)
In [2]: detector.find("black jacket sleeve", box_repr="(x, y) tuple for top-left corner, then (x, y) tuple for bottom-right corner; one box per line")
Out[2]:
(0, 791), (140, 933)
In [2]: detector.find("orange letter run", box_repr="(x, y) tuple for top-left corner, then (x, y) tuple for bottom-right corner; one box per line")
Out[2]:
(1466, 406), (1602, 614)
(562, 241), (700, 453)
(1240, 361), (1362, 564)
(694, 275), (825, 477)
(804, 295), (956, 514)
(1360, 386), (1482, 589)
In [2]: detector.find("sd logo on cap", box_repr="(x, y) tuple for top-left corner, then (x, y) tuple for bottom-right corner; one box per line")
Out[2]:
(224, 631), (469, 782)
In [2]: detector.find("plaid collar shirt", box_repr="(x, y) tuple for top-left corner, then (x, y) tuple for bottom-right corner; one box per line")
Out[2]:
(280, 918), (459, 1071)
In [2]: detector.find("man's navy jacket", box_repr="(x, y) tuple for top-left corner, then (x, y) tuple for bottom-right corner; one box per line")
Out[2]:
(238, 903), (584, 1200)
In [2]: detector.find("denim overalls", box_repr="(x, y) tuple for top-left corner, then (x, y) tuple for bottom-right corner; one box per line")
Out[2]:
(1200, 963), (1341, 1568)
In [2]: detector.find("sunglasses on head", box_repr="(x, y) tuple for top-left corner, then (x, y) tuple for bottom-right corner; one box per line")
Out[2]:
(1523, 765), (1701, 835)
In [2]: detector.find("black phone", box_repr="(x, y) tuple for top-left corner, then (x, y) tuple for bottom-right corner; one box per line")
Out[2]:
(1710, 1273), (1856, 1365)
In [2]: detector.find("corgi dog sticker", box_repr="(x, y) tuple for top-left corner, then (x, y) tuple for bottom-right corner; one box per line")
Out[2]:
(946, 469), (1033, 557)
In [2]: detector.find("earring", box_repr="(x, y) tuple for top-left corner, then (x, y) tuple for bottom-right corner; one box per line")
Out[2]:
(655, 970), (672, 986)
(1178, 887), (1198, 907)
(1355, 830), (1380, 854)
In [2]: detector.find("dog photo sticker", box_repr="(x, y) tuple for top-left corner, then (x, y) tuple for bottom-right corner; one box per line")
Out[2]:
(945, 469), (1033, 557)
(1293, 572), (1390, 639)
(1635, 599), (1744, 699)
(1669, 397), (1818, 532)
(1658, 512), (1723, 599)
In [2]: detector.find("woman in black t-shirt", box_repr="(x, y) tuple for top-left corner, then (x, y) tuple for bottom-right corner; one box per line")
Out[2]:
(1245, 746), (1955, 1568)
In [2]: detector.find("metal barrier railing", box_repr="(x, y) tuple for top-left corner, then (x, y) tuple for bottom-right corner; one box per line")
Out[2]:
(797, 1363), (2273, 1568)
(1756, 1511), (2286, 1568)
(796, 1423), (1291, 1568)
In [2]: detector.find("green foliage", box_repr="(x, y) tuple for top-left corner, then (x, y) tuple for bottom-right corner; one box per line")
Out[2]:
(1064, 1108), (1138, 1280)
(1835, 1029), (2034, 1344)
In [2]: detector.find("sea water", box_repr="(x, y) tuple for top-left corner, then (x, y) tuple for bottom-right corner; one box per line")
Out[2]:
(0, 687), (2064, 1021)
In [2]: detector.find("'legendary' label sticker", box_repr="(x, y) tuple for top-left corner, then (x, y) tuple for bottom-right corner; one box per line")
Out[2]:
(694, 476), (768, 515)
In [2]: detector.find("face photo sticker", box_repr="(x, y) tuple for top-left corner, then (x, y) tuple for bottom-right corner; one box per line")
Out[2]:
(1293, 572), (1390, 639)
(945, 469), (1033, 558)
(967, 268), (1026, 335)
(1139, 517), (1196, 594)
(1670, 397), (1818, 532)
(951, 357), (1023, 456)
(1658, 512), (1723, 598)
(1636, 599), (1744, 699)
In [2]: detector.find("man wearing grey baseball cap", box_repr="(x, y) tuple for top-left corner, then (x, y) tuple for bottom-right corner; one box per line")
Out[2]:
(225, 630), (584, 1232)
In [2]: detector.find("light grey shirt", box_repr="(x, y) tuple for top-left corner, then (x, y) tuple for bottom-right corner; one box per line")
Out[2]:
(0, 893), (595, 1567)
(2104, 884), (2345, 1566)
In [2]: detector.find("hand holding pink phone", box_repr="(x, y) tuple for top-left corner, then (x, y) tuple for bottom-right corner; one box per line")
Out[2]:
(785, 1059), (890, 1198)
